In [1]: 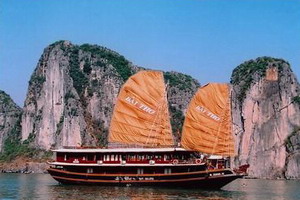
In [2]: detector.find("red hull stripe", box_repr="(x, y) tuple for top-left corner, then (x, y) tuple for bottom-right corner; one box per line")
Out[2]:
(52, 174), (238, 183)
(48, 168), (230, 177)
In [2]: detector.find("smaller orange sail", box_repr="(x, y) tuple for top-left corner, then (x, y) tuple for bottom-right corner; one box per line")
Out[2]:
(181, 83), (234, 156)
(108, 70), (174, 147)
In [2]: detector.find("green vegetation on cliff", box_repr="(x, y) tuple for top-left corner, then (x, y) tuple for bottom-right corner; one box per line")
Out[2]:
(231, 57), (288, 102)
(0, 117), (37, 162)
(28, 74), (46, 86)
(0, 91), (12, 105)
(285, 127), (300, 153)
(169, 105), (185, 142)
(53, 42), (134, 96)
(0, 91), (21, 111)
(292, 96), (300, 106)
(0, 139), (37, 162)
(79, 44), (133, 81)
(0, 91), (24, 161)
(69, 47), (89, 95)
(0, 132), (52, 162)
(164, 71), (195, 91)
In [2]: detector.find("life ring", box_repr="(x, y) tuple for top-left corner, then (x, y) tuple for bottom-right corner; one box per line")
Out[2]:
(196, 159), (202, 164)
(172, 159), (179, 165)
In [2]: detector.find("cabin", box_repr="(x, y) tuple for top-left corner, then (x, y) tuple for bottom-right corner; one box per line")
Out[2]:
(51, 148), (211, 174)
(49, 147), (230, 175)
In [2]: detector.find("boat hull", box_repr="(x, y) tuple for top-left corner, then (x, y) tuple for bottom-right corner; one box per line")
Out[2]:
(47, 168), (242, 189)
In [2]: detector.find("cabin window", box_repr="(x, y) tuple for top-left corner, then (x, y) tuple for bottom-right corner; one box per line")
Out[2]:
(225, 160), (229, 168)
(64, 154), (67, 161)
(111, 155), (115, 161)
(115, 155), (118, 161)
(137, 168), (144, 174)
(96, 154), (102, 161)
(164, 168), (171, 174)
(130, 155), (134, 161)
(87, 168), (93, 173)
(87, 154), (94, 161)
(164, 155), (167, 161)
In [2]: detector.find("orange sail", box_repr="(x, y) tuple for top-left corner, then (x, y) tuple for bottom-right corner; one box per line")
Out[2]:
(181, 83), (234, 156)
(108, 71), (174, 147)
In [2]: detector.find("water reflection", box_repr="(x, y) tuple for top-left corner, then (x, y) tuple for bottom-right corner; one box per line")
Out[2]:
(46, 185), (243, 200)
(0, 174), (299, 200)
(224, 179), (300, 200)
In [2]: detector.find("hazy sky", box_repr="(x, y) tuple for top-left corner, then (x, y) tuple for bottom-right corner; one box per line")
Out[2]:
(1, 0), (300, 106)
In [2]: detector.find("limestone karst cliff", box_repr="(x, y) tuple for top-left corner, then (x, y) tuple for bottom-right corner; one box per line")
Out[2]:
(21, 41), (199, 150)
(0, 90), (22, 152)
(231, 57), (300, 179)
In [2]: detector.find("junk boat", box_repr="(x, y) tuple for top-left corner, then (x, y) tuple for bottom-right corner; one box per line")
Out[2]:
(48, 71), (248, 189)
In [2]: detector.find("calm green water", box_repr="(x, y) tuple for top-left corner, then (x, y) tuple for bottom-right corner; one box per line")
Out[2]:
(0, 174), (299, 200)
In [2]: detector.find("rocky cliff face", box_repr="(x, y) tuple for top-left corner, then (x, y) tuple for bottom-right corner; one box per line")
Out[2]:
(231, 57), (300, 179)
(21, 41), (199, 150)
(0, 91), (22, 152)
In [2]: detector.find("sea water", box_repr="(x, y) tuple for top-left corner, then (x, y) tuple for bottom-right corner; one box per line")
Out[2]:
(0, 174), (299, 200)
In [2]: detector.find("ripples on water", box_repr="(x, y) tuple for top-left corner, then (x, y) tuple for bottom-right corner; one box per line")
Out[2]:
(0, 174), (299, 200)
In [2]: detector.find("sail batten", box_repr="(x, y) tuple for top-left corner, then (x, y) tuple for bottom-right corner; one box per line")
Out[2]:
(181, 83), (234, 156)
(109, 71), (174, 147)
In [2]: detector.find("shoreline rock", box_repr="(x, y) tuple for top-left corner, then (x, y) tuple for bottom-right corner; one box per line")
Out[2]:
(0, 157), (49, 174)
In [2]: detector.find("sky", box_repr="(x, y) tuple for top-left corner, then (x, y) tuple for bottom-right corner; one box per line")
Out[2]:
(1, 0), (300, 106)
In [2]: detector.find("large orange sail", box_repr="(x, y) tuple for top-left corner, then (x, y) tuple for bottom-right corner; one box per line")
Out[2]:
(181, 83), (234, 156)
(108, 71), (174, 147)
